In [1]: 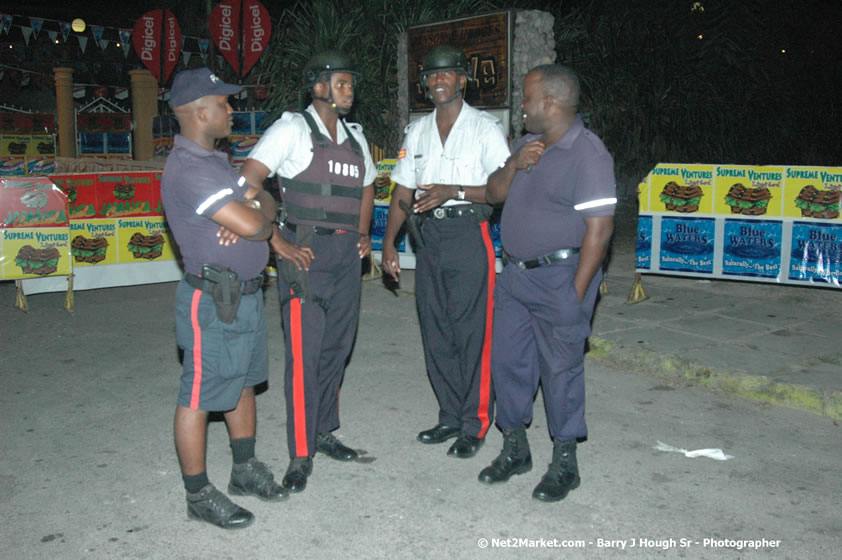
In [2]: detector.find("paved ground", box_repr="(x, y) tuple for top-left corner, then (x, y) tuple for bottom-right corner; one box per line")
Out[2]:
(1, 223), (840, 559)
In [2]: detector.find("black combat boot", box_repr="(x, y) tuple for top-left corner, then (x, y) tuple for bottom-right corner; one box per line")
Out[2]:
(478, 426), (532, 484)
(532, 438), (580, 502)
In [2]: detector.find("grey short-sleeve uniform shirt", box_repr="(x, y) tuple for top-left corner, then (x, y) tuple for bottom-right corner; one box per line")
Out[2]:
(500, 115), (617, 259)
(161, 134), (269, 279)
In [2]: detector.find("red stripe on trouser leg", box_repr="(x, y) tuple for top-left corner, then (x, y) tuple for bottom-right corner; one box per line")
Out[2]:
(476, 222), (495, 438)
(189, 289), (203, 410)
(290, 294), (309, 457)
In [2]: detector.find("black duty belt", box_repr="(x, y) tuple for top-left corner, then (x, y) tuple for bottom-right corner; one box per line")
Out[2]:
(184, 272), (264, 295)
(503, 248), (580, 269)
(283, 222), (344, 235)
(426, 205), (475, 220)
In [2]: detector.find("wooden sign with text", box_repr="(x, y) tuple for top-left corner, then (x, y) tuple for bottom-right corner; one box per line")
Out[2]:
(408, 12), (510, 111)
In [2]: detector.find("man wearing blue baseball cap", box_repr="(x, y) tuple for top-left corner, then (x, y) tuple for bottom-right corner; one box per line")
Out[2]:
(162, 67), (285, 529)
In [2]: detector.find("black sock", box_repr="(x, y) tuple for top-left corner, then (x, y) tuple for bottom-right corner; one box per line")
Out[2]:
(183, 471), (209, 494)
(231, 436), (256, 465)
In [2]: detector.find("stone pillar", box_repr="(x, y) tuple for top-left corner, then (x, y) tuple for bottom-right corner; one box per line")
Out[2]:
(53, 67), (76, 158)
(511, 10), (556, 141)
(129, 69), (158, 161)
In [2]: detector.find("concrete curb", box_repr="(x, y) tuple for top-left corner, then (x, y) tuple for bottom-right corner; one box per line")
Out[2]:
(587, 336), (842, 421)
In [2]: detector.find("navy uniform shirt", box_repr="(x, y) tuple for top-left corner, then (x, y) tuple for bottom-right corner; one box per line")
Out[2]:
(161, 134), (268, 279)
(500, 115), (617, 259)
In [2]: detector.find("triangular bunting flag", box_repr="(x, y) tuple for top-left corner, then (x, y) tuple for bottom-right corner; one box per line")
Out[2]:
(198, 38), (209, 54)
(73, 85), (86, 98)
(21, 73), (31, 87)
(2, 15), (13, 36)
(21, 26), (33, 45)
(77, 35), (88, 53)
(100, 39), (109, 51)
(91, 25), (104, 43)
(119, 29), (131, 58)
(59, 21), (71, 42)
(114, 87), (128, 100)
(182, 50), (191, 66)
(48, 30), (58, 44)
(29, 18), (44, 39)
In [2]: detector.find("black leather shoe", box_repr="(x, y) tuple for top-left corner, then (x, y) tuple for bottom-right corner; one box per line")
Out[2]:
(532, 439), (580, 502)
(479, 426), (532, 484)
(282, 457), (313, 493)
(447, 434), (484, 458)
(228, 458), (289, 502)
(417, 424), (461, 444)
(187, 484), (254, 529)
(316, 432), (358, 461)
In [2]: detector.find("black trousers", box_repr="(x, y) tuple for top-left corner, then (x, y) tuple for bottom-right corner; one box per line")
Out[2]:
(277, 230), (361, 459)
(414, 215), (496, 438)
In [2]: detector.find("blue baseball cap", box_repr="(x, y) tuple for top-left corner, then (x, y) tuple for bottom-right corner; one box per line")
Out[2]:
(169, 68), (242, 108)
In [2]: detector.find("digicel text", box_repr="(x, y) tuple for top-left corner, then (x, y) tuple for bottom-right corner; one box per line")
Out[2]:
(249, 5), (265, 52)
(167, 18), (178, 62)
(218, 6), (235, 52)
(141, 16), (156, 61)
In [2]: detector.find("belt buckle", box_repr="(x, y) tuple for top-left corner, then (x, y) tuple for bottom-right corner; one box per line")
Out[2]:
(433, 208), (446, 219)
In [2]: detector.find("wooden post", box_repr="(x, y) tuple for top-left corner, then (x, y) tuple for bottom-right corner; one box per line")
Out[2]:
(53, 67), (77, 158)
(129, 68), (158, 161)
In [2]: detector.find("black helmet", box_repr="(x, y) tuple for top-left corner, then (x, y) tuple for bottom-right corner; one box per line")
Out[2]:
(303, 50), (360, 89)
(419, 45), (470, 82)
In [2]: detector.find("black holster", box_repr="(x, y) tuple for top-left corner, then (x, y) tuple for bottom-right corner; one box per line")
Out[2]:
(398, 199), (425, 249)
(201, 264), (241, 323)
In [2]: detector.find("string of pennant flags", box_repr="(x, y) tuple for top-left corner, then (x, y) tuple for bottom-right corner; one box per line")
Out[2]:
(0, 13), (213, 63)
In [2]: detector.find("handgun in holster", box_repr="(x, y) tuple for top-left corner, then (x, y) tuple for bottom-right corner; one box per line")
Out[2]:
(202, 264), (241, 323)
(398, 199), (425, 249)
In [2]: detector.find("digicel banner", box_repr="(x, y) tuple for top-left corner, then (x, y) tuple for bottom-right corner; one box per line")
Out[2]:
(132, 10), (182, 85)
(210, 0), (271, 78)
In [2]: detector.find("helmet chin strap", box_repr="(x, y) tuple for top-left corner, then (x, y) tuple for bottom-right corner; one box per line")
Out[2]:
(313, 94), (350, 116)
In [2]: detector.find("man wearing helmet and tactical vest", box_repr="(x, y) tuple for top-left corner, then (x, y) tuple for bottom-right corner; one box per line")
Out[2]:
(241, 50), (377, 494)
(382, 45), (510, 460)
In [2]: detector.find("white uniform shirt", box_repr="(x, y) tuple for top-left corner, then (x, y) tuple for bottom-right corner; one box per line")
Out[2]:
(246, 104), (378, 185)
(390, 102), (510, 207)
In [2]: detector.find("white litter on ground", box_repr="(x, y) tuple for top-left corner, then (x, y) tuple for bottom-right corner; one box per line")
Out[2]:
(654, 441), (734, 460)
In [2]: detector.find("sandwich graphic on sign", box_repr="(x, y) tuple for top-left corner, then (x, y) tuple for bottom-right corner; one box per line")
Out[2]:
(15, 245), (61, 276)
(71, 235), (109, 263)
(794, 185), (840, 219)
(659, 181), (703, 213)
(127, 232), (165, 260)
(724, 183), (772, 215)
(113, 183), (135, 201)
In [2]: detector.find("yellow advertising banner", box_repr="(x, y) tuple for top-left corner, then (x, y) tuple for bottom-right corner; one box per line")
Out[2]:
(69, 219), (118, 266)
(638, 180), (649, 212)
(650, 164), (715, 214)
(637, 163), (842, 287)
(117, 216), (177, 263)
(1, 227), (71, 279)
(784, 166), (842, 221)
(715, 165), (784, 217)
(374, 159), (397, 203)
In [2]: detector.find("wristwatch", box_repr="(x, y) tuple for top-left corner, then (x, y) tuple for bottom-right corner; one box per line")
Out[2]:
(456, 187), (466, 201)
(245, 198), (261, 211)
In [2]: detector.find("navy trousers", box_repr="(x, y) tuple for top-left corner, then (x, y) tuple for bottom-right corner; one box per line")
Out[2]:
(491, 257), (601, 441)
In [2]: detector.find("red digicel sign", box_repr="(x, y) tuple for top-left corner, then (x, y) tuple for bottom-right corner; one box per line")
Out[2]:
(210, 0), (271, 78)
(132, 9), (182, 85)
